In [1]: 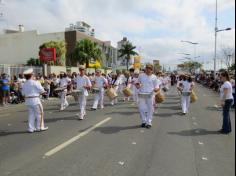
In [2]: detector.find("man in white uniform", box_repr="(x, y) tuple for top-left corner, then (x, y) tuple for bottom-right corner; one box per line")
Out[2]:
(91, 69), (108, 110)
(59, 72), (71, 111)
(76, 66), (92, 120)
(22, 68), (48, 133)
(136, 64), (159, 129)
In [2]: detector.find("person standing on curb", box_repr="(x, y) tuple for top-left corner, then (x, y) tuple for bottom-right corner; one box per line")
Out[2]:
(218, 71), (234, 134)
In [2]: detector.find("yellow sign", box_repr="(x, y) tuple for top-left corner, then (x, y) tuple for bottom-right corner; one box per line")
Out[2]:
(134, 56), (141, 69)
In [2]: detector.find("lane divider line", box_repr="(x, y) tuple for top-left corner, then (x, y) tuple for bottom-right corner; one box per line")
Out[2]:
(44, 117), (112, 157)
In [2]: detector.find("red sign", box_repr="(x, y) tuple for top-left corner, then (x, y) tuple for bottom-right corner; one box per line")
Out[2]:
(39, 48), (56, 62)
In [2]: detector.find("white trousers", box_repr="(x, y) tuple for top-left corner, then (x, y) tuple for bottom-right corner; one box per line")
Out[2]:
(78, 94), (87, 117)
(181, 95), (190, 113)
(138, 96), (154, 125)
(27, 103), (45, 132)
(92, 90), (104, 109)
(60, 90), (69, 109)
(132, 86), (139, 103)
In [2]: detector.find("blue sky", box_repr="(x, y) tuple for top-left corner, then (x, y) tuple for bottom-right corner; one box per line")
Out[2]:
(0, 0), (235, 69)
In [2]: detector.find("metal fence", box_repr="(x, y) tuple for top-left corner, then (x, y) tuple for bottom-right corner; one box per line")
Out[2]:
(0, 65), (42, 77)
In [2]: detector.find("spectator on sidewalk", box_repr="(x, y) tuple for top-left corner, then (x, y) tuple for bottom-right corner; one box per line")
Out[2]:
(1, 73), (10, 106)
(219, 71), (234, 134)
(230, 75), (235, 108)
(0, 74), (3, 106)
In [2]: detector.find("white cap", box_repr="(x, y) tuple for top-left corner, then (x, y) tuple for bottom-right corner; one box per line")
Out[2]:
(23, 68), (33, 75)
(134, 69), (140, 74)
(79, 65), (85, 70)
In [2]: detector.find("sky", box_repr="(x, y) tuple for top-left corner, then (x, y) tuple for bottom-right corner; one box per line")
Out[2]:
(0, 0), (235, 69)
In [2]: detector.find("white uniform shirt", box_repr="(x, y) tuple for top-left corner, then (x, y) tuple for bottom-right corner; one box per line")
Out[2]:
(76, 75), (92, 96)
(182, 81), (192, 93)
(220, 81), (233, 100)
(95, 76), (107, 88)
(60, 77), (71, 88)
(230, 79), (235, 94)
(22, 79), (44, 106)
(138, 73), (159, 93)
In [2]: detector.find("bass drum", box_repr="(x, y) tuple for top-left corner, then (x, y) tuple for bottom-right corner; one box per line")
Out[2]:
(123, 87), (132, 97)
(106, 88), (118, 100)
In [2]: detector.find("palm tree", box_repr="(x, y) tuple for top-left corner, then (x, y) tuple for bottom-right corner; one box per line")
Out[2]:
(118, 42), (138, 70)
(73, 39), (102, 68)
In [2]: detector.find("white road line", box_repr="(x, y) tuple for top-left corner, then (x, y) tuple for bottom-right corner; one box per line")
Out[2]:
(201, 156), (208, 161)
(44, 117), (112, 157)
(198, 141), (204, 145)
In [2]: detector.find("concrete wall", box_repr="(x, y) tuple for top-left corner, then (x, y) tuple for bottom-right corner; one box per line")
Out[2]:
(0, 30), (64, 65)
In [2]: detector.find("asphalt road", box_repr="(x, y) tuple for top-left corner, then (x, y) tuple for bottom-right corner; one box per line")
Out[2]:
(0, 84), (235, 176)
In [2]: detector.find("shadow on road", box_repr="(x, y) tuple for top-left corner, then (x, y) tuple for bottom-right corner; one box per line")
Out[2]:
(168, 128), (221, 136)
(0, 130), (29, 137)
(94, 125), (141, 134)
(105, 111), (139, 116)
(159, 106), (181, 111)
(206, 106), (222, 111)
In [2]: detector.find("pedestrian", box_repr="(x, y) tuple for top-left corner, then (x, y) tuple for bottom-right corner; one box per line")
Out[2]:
(230, 75), (235, 108)
(75, 66), (92, 120)
(91, 69), (108, 110)
(21, 68), (48, 133)
(218, 71), (234, 134)
(180, 75), (194, 115)
(136, 64), (160, 129)
(1, 73), (10, 106)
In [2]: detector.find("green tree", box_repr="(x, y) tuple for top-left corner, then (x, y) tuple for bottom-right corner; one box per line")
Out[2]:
(118, 42), (138, 70)
(39, 41), (66, 66)
(73, 39), (102, 68)
(26, 58), (42, 66)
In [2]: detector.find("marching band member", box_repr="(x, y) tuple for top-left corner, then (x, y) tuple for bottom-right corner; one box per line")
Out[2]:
(76, 66), (92, 120)
(136, 64), (159, 129)
(91, 69), (108, 110)
(59, 72), (71, 111)
(110, 72), (121, 106)
(131, 70), (140, 103)
(180, 75), (194, 115)
(21, 68), (48, 133)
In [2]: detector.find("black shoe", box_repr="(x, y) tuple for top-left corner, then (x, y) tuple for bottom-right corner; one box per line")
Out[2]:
(90, 108), (96, 111)
(146, 124), (152, 129)
(141, 123), (146, 128)
(218, 129), (231, 134)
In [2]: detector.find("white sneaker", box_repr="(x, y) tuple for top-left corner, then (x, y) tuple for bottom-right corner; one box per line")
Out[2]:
(60, 107), (65, 111)
(40, 127), (49, 131)
(101, 106), (104, 109)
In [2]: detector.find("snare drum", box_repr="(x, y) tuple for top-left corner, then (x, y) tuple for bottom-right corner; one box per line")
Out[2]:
(106, 88), (118, 100)
(123, 87), (133, 97)
(71, 89), (83, 101)
(92, 87), (100, 94)
(138, 92), (152, 98)
(54, 87), (66, 93)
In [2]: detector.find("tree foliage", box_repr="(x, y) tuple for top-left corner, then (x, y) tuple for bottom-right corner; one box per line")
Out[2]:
(39, 41), (66, 66)
(118, 42), (138, 70)
(177, 61), (203, 72)
(26, 58), (42, 66)
(73, 39), (102, 68)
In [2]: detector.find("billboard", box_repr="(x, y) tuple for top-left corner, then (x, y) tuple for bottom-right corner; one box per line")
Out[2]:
(39, 48), (56, 62)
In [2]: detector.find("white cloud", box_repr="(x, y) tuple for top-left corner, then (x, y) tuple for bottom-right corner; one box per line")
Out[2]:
(0, 0), (235, 68)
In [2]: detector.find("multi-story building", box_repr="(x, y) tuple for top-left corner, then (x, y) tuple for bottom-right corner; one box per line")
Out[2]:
(65, 21), (95, 37)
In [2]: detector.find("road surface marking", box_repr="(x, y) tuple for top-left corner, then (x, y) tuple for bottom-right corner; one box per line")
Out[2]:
(44, 117), (112, 157)
(118, 161), (125, 166)
(198, 141), (204, 145)
(7, 124), (12, 126)
(193, 122), (198, 126)
(132, 142), (137, 145)
(140, 130), (145, 133)
(201, 156), (208, 161)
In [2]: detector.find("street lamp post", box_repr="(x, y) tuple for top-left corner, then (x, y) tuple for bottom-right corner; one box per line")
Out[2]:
(181, 40), (199, 60)
(213, 0), (231, 78)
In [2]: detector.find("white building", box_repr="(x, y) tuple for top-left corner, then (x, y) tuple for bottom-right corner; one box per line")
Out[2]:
(0, 26), (64, 65)
(65, 21), (95, 37)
